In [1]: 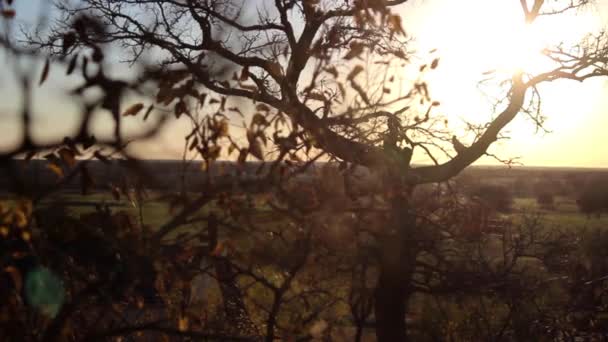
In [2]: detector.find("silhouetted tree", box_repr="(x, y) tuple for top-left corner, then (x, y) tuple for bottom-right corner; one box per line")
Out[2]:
(0, 0), (606, 341)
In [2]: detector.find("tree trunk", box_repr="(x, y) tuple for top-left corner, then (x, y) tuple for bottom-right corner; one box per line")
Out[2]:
(214, 258), (258, 336)
(374, 194), (417, 342)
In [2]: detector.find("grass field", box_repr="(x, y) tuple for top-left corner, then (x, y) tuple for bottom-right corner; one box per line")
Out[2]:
(34, 191), (608, 233)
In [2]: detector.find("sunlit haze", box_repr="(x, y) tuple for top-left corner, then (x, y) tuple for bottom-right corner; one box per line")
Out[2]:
(1, 0), (607, 167)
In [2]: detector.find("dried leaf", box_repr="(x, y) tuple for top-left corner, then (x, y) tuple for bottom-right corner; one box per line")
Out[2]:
(430, 58), (440, 69)
(256, 103), (271, 112)
(325, 66), (338, 78)
(39, 58), (50, 86)
(188, 137), (198, 151)
(347, 65), (364, 81)
(122, 103), (144, 117)
(344, 42), (365, 60)
(174, 101), (187, 118)
(94, 151), (109, 164)
(66, 54), (78, 75)
(1, 9), (16, 19)
(143, 105), (154, 121)
(82, 135), (96, 150)
(237, 148), (248, 164)
(46, 162), (64, 179)
(248, 140), (264, 160)
(228, 107), (243, 116)
(252, 113), (268, 126)
(267, 62), (282, 76)
(239, 84), (257, 92)
(58, 148), (76, 168)
(388, 15), (405, 36)
(240, 66), (249, 81)
(228, 144), (237, 155)
(308, 92), (327, 102)
(24, 151), (37, 161)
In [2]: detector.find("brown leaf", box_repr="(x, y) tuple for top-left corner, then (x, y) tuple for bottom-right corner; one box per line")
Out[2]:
(239, 84), (257, 92)
(308, 92), (327, 102)
(237, 148), (248, 164)
(82, 135), (96, 150)
(39, 58), (50, 86)
(24, 151), (37, 161)
(122, 103), (144, 117)
(228, 107), (243, 116)
(46, 162), (64, 179)
(344, 42), (365, 60)
(94, 151), (109, 164)
(240, 66), (249, 81)
(347, 65), (364, 81)
(228, 144), (237, 155)
(188, 137), (198, 151)
(256, 103), (271, 112)
(248, 140), (264, 160)
(267, 62), (282, 76)
(325, 66), (338, 78)
(220, 97), (226, 111)
(174, 101), (187, 118)
(143, 105), (154, 121)
(1, 9), (16, 19)
(430, 58), (440, 69)
(251, 113), (268, 126)
(58, 148), (76, 168)
(66, 54), (78, 75)
(389, 15), (405, 36)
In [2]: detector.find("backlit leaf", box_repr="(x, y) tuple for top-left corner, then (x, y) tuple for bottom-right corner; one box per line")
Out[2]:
(46, 162), (64, 179)
(347, 65), (364, 81)
(122, 103), (144, 117)
(39, 59), (50, 86)
(58, 148), (76, 168)
(66, 54), (78, 75)
(143, 105), (154, 121)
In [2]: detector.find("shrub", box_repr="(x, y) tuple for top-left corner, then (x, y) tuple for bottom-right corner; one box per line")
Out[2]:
(469, 184), (513, 213)
(536, 192), (555, 210)
(577, 177), (608, 217)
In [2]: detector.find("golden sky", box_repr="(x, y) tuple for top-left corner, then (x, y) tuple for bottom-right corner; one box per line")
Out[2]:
(0, 0), (607, 167)
(401, 0), (608, 167)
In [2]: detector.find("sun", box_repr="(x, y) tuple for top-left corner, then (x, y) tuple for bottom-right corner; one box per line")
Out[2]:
(401, 0), (603, 164)
(415, 1), (598, 77)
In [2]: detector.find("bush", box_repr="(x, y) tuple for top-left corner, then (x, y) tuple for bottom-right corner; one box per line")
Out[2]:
(577, 177), (608, 216)
(536, 192), (555, 210)
(469, 184), (513, 213)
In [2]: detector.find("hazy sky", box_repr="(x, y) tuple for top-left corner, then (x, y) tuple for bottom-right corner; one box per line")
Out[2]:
(1, 0), (607, 167)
